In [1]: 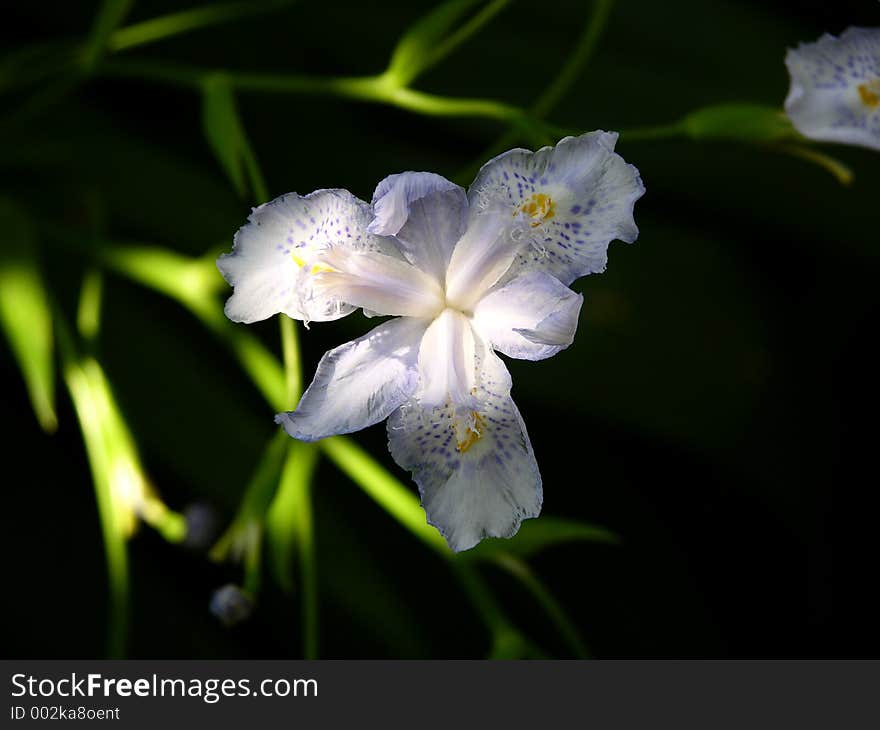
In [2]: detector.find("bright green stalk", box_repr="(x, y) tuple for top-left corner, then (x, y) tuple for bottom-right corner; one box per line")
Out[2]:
(99, 60), (535, 126)
(0, 200), (57, 433)
(77, 268), (104, 343)
(56, 316), (129, 658)
(107, 1), (293, 53)
(280, 315), (302, 407)
(267, 442), (320, 656)
(320, 436), (449, 553)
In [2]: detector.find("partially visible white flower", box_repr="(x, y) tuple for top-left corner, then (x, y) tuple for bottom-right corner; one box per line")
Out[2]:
(785, 27), (880, 150)
(218, 132), (644, 552)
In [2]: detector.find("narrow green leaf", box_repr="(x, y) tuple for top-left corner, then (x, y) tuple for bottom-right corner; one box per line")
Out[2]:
(0, 199), (56, 432)
(202, 73), (267, 201)
(211, 430), (289, 563)
(491, 552), (589, 658)
(267, 441), (320, 657)
(81, 0), (135, 72)
(466, 516), (619, 561)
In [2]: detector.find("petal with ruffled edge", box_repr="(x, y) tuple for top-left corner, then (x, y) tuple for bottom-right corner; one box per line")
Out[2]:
(387, 338), (542, 552)
(473, 271), (583, 361)
(369, 172), (468, 282)
(467, 131), (645, 286)
(276, 317), (425, 441)
(218, 189), (400, 324)
(785, 27), (880, 151)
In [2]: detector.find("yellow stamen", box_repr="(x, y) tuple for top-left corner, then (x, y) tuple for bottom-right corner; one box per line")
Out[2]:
(858, 80), (880, 108)
(291, 251), (335, 273)
(516, 192), (556, 227)
(456, 411), (486, 453)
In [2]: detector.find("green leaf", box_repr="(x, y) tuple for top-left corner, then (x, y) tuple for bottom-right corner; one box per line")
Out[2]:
(201, 73), (267, 201)
(682, 103), (796, 143)
(266, 441), (320, 656)
(81, 0), (135, 72)
(0, 198), (56, 432)
(386, 0), (506, 87)
(466, 516), (619, 561)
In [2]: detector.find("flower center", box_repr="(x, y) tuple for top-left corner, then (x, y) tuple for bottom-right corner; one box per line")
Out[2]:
(517, 192), (556, 227)
(455, 411), (485, 453)
(857, 79), (880, 108)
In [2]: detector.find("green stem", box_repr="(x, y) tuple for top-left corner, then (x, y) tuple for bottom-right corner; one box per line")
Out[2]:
(531, 0), (616, 120)
(492, 552), (590, 658)
(417, 0), (511, 82)
(99, 60), (531, 124)
(280, 315), (302, 407)
(778, 144), (854, 186)
(107, 0), (293, 53)
(267, 442), (320, 656)
(320, 436), (448, 553)
(461, 0), (616, 181)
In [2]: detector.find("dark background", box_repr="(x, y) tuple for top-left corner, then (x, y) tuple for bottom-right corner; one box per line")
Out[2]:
(1, 0), (875, 658)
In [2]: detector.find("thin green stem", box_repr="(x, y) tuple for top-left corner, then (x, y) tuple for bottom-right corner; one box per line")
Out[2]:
(492, 552), (590, 658)
(461, 0), (616, 182)
(418, 0), (511, 82)
(107, 0), (292, 53)
(320, 436), (449, 554)
(267, 442), (320, 656)
(778, 144), (853, 186)
(100, 59), (531, 125)
(280, 315), (302, 407)
(531, 0), (616, 120)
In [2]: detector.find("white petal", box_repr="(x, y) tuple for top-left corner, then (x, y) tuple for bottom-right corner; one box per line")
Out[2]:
(276, 317), (424, 441)
(369, 172), (469, 282)
(444, 210), (523, 312)
(217, 189), (400, 324)
(387, 343), (542, 552)
(784, 27), (880, 151)
(467, 131), (645, 286)
(369, 171), (463, 236)
(315, 248), (444, 319)
(417, 308), (477, 408)
(473, 271), (583, 361)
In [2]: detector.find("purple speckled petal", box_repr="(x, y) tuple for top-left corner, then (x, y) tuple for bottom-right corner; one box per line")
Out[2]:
(217, 189), (402, 324)
(466, 131), (645, 287)
(387, 338), (542, 552)
(785, 27), (880, 150)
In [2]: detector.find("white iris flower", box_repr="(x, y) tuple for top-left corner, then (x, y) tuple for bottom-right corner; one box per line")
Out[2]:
(218, 131), (644, 551)
(785, 27), (880, 150)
